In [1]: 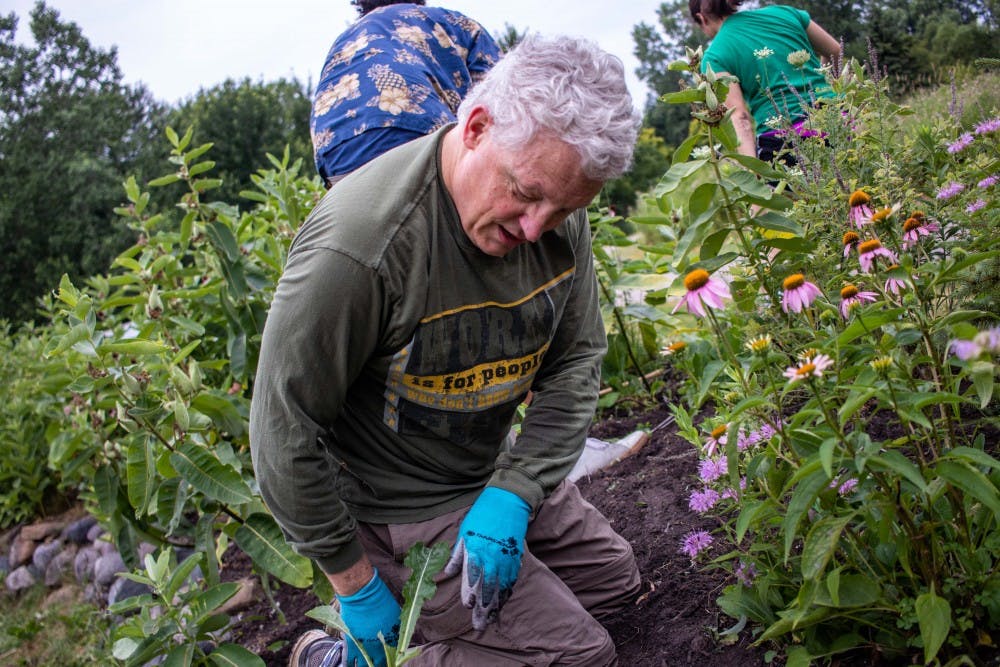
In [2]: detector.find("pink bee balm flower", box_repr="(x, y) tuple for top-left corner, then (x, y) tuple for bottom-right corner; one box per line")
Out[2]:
(673, 269), (731, 317)
(698, 457), (728, 483)
(837, 478), (859, 495)
(689, 488), (721, 513)
(937, 182), (964, 200)
(847, 190), (874, 228)
(979, 175), (998, 189)
(966, 199), (987, 214)
(857, 238), (897, 272)
(781, 273), (822, 313)
(950, 339), (982, 361)
(783, 353), (834, 384)
(901, 217), (940, 249)
(680, 530), (713, 559)
(839, 284), (878, 318)
(974, 117), (1000, 134)
(947, 133), (974, 153)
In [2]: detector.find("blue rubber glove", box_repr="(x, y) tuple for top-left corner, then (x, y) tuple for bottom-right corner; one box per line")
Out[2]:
(444, 486), (531, 630)
(336, 569), (401, 667)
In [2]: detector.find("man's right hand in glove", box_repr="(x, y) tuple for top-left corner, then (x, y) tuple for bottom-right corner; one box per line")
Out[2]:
(335, 568), (401, 667)
(444, 486), (531, 630)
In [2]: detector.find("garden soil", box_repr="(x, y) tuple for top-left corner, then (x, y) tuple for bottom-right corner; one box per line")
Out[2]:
(223, 402), (773, 667)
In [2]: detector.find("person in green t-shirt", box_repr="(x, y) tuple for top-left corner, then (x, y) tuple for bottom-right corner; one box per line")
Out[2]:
(690, 0), (841, 163)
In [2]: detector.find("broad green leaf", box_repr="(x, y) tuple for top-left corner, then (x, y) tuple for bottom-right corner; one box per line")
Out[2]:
(126, 437), (156, 518)
(753, 211), (804, 236)
(102, 339), (171, 356)
(190, 392), (246, 436)
(929, 250), (1000, 288)
(688, 182), (720, 226)
(785, 646), (813, 667)
(165, 552), (205, 602)
(725, 153), (785, 180)
(655, 159), (708, 196)
(209, 644), (266, 667)
(161, 642), (194, 667)
(94, 464), (120, 516)
(306, 605), (351, 635)
(728, 396), (774, 420)
(148, 173), (182, 187)
(205, 220), (240, 262)
(46, 323), (93, 357)
(661, 89), (704, 104)
(837, 308), (905, 345)
(783, 466), (829, 562)
(865, 450), (928, 494)
(170, 443), (254, 505)
(234, 513), (313, 587)
(839, 387), (877, 427)
(936, 460), (1000, 518)
(760, 606), (831, 641)
(188, 160), (216, 177)
(802, 514), (852, 579)
(943, 447), (1000, 471)
(190, 582), (241, 625)
(735, 499), (777, 543)
(819, 438), (836, 478)
(398, 542), (450, 656)
(971, 361), (995, 408)
(672, 132), (701, 165)
(915, 590), (951, 665)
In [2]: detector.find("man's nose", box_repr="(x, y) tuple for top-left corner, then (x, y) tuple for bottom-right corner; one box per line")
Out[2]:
(519, 206), (557, 242)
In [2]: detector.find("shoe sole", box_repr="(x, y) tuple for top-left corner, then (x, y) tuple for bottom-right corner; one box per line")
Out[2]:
(289, 628), (336, 667)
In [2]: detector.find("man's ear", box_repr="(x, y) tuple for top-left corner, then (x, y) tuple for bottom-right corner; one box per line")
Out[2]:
(461, 106), (491, 149)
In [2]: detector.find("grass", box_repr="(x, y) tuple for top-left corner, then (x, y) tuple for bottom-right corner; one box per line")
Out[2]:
(0, 582), (111, 666)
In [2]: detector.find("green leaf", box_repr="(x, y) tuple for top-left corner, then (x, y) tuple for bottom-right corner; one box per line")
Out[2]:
(837, 308), (905, 345)
(725, 153), (786, 180)
(661, 89), (704, 104)
(865, 450), (929, 494)
(936, 460), (1000, 518)
(234, 513), (313, 587)
(783, 466), (829, 562)
(102, 339), (171, 356)
(735, 499), (777, 543)
(165, 552), (205, 602)
(188, 160), (216, 177)
(815, 574), (880, 607)
(190, 392), (246, 436)
(306, 605), (351, 635)
(801, 514), (852, 580)
(753, 211), (804, 236)
(672, 132), (701, 165)
(205, 220), (240, 262)
(397, 542), (450, 654)
(170, 443), (254, 505)
(943, 447), (1000, 471)
(126, 437), (156, 518)
(915, 590), (951, 665)
(149, 173), (182, 187)
(209, 644), (265, 667)
(688, 182), (720, 226)
(839, 387), (878, 427)
(161, 641), (194, 667)
(190, 583), (241, 625)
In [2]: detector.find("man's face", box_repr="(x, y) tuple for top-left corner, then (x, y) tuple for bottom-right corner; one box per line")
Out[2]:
(450, 108), (604, 257)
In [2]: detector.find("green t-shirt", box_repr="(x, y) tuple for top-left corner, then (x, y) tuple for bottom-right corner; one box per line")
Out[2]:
(249, 125), (607, 573)
(701, 5), (834, 135)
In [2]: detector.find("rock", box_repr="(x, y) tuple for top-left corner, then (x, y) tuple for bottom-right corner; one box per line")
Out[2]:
(64, 516), (98, 545)
(45, 544), (78, 586)
(6, 565), (36, 592)
(32, 540), (63, 572)
(83, 582), (102, 605)
(94, 551), (126, 588)
(8, 534), (36, 569)
(96, 538), (117, 556)
(86, 523), (105, 543)
(107, 577), (153, 608)
(0, 555), (9, 576)
(216, 577), (259, 615)
(137, 542), (157, 563)
(74, 546), (100, 584)
(20, 519), (66, 542)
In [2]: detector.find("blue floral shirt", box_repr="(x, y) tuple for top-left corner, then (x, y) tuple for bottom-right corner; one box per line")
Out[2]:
(310, 4), (501, 180)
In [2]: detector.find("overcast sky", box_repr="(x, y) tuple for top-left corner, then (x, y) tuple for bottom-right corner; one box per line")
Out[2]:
(6, 0), (667, 108)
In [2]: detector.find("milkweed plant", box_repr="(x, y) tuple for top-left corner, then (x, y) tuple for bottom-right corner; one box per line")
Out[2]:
(633, 47), (1000, 666)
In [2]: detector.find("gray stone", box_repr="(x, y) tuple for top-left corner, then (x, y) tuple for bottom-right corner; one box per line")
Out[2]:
(64, 516), (98, 545)
(83, 582), (102, 605)
(20, 519), (65, 542)
(86, 523), (105, 543)
(45, 544), (78, 586)
(0, 554), (9, 575)
(96, 538), (117, 556)
(137, 542), (157, 563)
(107, 577), (153, 608)
(94, 551), (126, 588)
(6, 565), (36, 592)
(8, 534), (36, 569)
(32, 540), (63, 572)
(74, 545), (100, 584)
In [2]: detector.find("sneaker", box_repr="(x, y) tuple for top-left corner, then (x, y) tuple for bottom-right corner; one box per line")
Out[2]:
(289, 629), (344, 667)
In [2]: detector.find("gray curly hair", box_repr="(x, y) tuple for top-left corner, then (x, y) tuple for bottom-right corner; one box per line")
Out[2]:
(457, 34), (642, 181)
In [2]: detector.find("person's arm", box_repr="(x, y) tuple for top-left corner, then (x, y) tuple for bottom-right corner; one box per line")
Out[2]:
(723, 79), (757, 158)
(806, 20), (841, 67)
(465, 20), (502, 83)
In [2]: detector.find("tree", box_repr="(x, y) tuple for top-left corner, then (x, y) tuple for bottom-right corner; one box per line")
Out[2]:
(166, 77), (314, 204)
(602, 128), (672, 214)
(495, 22), (527, 53)
(0, 1), (164, 322)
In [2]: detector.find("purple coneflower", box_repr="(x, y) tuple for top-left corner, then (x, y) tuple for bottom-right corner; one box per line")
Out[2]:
(673, 269), (731, 318)
(979, 175), (998, 189)
(857, 238), (897, 272)
(947, 133), (974, 153)
(783, 353), (834, 384)
(966, 199), (987, 214)
(839, 284), (878, 318)
(936, 182), (965, 200)
(883, 265), (907, 294)
(698, 457), (727, 484)
(661, 341), (687, 356)
(901, 217), (940, 250)
(680, 530), (713, 559)
(848, 190), (874, 228)
(704, 424), (727, 457)
(842, 231), (860, 258)
(781, 274), (822, 313)
(974, 117), (1000, 134)
(688, 488), (721, 513)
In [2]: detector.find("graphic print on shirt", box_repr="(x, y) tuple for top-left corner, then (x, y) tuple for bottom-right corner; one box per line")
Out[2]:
(382, 269), (573, 445)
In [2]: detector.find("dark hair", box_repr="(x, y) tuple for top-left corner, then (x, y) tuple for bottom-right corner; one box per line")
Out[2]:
(351, 0), (426, 16)
(688, 0), (743, 22)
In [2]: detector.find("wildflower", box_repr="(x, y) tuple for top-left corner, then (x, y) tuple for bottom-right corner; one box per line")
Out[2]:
(673, 269), (731, 318)
(901, 217), (940, 250)
(704, 424), (727, 456)
(883, 265), (907, 295)
(848, 190), (874, 228)
(837, 478), (859, 495)
(950, 327), (1000, 360)
(974, 117), (1000, 134)
(798, 348), (820, 361)
(936, 182), (965, 200)
(745, 334), (772, 354)
(735, 560), (757, 587)
(979, 175), (998, 189)
(870, 207), (893, 224)
(753, 47), (774, 59)
(763, 115), (784, 129)
(839, 284), (878, 318)
(869, 356), (893, 374)
(698, 457), (728, 484)
(787, 50), (810, 67)
(842, 231), (860, 258)
(857, 238), (897, 272)
(783, 353), (834, 384)
(946, 133), (974, 153)
(662, 341), (687, 356)
(781, 274), (822, 313)
(966, 199), (987, 214)
(689, 488), (721, 513)
(680, 530), (713, 559)
(950, 339), (982, 361)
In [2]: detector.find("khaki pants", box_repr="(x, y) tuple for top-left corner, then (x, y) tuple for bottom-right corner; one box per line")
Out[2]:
(356, 480), (640, 666)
